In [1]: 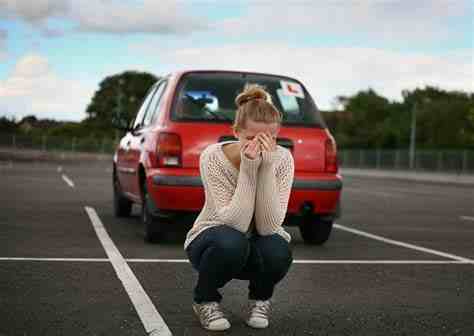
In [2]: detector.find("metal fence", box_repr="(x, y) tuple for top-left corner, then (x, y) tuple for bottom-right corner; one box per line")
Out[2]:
(0, 133), (117, 154)
(1, 133), (473, 174)
(339, 149), (474, 174)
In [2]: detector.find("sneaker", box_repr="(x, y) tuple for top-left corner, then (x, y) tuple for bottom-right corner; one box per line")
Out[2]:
(246, 300), (271, 329)
(193, 302), (231, 331)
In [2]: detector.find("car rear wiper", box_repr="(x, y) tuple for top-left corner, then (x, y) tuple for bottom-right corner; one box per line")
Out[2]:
(205, 109), (232, 122)
(185, 94), (232, 121)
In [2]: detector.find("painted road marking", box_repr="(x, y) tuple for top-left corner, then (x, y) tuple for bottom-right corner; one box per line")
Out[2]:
(0, 257), (472, 265)
(62, 174), (75, 188)
(85, 206), (172, 336)
(127, 259), (472, 265)
(334, 223), (474, 262)
(0, 257), (108, 262)
(460, 216), (474, 221)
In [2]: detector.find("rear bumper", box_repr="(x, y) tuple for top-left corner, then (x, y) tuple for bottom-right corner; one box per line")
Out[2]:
(152, 175), (342, 190)
(149, 174), (342, 219)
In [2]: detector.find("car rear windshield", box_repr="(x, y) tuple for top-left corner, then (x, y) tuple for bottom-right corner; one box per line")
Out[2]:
(171, 72), (326, 127)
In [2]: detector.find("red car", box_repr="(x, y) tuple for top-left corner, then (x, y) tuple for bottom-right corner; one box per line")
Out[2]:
(113, 70), (342, 244)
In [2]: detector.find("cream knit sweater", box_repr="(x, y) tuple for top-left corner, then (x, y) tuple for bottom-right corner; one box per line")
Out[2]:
(184, 141), (294, 250)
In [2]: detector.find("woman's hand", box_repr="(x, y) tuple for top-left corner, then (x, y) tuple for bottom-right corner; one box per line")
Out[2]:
(242, 138), (261, 160)
(257, 132), (276, 153)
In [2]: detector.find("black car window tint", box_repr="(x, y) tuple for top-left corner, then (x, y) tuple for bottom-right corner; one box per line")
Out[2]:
(171, 72), (325, 127)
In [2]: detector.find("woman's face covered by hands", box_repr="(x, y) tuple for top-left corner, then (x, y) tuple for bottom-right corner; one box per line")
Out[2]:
(235, 119), (279, 159)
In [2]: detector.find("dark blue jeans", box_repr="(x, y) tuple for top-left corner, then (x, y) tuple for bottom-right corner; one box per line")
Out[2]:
(186, 225), (293, 304)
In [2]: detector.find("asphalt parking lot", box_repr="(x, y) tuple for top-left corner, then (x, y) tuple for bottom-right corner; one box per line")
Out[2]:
(1, 161), (473, 336)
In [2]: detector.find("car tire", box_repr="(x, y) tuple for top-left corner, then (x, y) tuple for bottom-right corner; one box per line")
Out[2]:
(142, 183), (163, 243)
(113, 172), (132, 217)
(299, 217), (333, 245)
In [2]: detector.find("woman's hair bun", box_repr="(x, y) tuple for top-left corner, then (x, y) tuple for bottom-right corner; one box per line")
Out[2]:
(235, 84), (270, 107)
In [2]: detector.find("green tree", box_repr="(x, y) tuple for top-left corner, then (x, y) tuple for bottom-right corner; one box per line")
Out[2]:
(402, 86), (474, 149)
(333, 86), (474, 149)
(337, 89), (392, 148)
(0, 116), (18, 133)
(85, 71), (159, 136)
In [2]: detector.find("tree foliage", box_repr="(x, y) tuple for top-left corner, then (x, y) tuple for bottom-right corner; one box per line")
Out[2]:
(4, 73), (473, 150)
(0, 116), (18, 133)
(332, 86), (474, 149)
(84, 71), (159, 137)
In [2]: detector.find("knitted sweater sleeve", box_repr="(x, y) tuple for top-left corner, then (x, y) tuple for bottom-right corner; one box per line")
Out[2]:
(200, 148), (261, 233)
(254, 149), (295, 236)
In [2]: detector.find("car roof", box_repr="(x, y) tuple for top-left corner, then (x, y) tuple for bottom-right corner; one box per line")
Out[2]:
(167, 69), (302, 83)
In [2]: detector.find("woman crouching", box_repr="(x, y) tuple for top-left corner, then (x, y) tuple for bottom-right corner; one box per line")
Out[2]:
(184, 84), (294, 331)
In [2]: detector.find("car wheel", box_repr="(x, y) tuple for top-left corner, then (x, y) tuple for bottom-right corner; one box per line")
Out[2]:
(142, 184), (163, 243)
(299, 217), (333, 245)
(113, 172), (132, 217)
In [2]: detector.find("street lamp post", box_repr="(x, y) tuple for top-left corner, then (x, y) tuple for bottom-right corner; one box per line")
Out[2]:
(409, 101), (417, 170)
(114, 79), (125, 141)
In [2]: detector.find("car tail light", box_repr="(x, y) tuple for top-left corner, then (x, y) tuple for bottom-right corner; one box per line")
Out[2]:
(156, 133), (182, 167)
(325, 136), (338, 173)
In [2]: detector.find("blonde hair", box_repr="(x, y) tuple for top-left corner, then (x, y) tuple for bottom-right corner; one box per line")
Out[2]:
(232, 84), (282, 132)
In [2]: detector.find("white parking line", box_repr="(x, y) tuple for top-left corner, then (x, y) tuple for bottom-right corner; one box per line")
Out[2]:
(128, 259), (189, 263)
(460, 216), (474, 221)
(127, 259), (472, 265)
(84, 206), (172, 336)
(0, 257), (108, 262)
(0, 257), (472, 264)
(334, 223), (474, 262)
(62, 174), (75, 188)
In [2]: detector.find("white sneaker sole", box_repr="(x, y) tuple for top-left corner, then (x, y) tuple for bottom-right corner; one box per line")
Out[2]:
(246, 317), (269, 329)
(193, 306), (231, 331)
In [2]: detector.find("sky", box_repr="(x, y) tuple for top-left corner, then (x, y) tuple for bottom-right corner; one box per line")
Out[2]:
(0, 0), (472, 122)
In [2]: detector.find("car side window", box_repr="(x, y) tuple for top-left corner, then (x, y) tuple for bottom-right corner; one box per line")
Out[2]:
(143, 80), (167, 127)
(133, 85), (157, 130)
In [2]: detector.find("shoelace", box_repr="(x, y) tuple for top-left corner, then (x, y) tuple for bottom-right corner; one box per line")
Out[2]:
(200, 302), (225, 324)
(250, 300), (271, 319)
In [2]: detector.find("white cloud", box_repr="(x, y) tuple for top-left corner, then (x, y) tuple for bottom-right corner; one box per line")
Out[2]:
(216, 1), (471, 45)
(0, 0), (69, 23)
(156, 43), (473, 109)
(74, 0), (207, 34)
(1, 1), (469, 42)
(0, 54), (94, 121)
(0, 0), (207, 35)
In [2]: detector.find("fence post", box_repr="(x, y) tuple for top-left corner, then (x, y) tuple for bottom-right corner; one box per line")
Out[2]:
(395, 150), (400, 170)
(12, 134), (16, 148)
(42, 135), (47, 152)
(101, 137), (106, 153)
(462, 150), (467, 174)
(414, 150), (418, 170)
(376, 149), (381, 169)
(437, 151), (443, 171)
(71, 137), (76, 152)
(358, 150), (363, 168)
